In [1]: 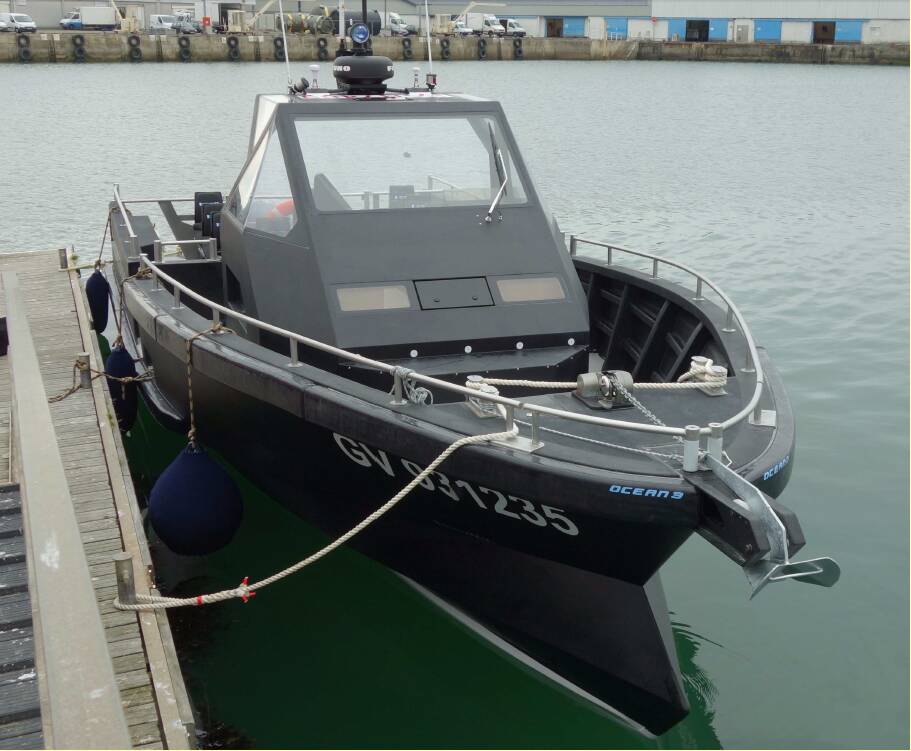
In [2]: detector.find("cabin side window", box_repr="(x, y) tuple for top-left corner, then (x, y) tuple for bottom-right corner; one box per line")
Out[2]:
(294, 115), (527, 212)
(228, 127), (297, 239)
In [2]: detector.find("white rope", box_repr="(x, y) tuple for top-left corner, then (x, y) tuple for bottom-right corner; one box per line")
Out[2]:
(114, 422), (517, 611)
(467, 357), (727, 393)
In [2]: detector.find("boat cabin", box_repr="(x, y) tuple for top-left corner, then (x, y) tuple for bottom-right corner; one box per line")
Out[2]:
(215, 80), (589, 390)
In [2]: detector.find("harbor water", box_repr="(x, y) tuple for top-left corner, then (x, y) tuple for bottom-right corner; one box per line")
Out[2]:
(0, 60), (907, 748)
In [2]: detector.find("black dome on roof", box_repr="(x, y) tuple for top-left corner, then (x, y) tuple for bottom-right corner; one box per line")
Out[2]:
(332, 55), (394, 94)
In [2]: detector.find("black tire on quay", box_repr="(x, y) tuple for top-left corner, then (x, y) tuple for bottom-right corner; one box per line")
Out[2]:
(273, 36), (284, 49)
(228, 46), (240, 60)
(128, 34), (141, 47)
(441, 47), (451, 60)
(513, 36), (522, 48)
(72, 34), (85, 46)
(73, 46), (86, 60)
(514, 45), (523, 59)
(178, 35), (191, 49)
(226, 35), (239, 48)
(129, 46), (142, 61)
(317, 36), (327, 48)
(317, 46), (328, 60)
(403, 46), (413, 60)
(274, 47), (286, 61)
(402, 36), (411, 49)
(16, 33), (29, 47)
(440, 37), (450, 49)
(179, 46), (191, 61)
(18, 47), (31, 62)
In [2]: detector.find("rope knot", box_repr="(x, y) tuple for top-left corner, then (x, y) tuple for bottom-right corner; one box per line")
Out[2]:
(235, 576), (256, 603)
(391, 366), (433, 405)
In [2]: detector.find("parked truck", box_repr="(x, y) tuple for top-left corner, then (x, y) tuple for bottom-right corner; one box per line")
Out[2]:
(466, 12), (505, 36)
(59, 6), (119, 30)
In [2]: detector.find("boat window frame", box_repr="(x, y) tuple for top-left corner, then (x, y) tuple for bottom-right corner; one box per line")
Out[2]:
(283, 109), (536, 217)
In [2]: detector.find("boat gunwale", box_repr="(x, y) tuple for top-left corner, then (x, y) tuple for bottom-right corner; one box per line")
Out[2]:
(111, 187), (763, 444)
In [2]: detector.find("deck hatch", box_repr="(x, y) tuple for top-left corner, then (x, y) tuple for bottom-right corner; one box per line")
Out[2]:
(415, 278), (493, 310)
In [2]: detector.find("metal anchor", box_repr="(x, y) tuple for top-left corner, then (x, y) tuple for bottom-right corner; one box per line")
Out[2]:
(703, 454), (841, 599)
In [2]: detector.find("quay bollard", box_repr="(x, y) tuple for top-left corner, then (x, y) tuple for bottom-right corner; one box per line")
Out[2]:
(77, 352), (91, 389)
(113, 552), (137, 607)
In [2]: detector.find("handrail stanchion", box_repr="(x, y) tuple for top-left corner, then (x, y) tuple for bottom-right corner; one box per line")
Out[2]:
(391, 370), (407, 405)
(208, 238), (218, 260)
(569, 235), (577, 257)
(173, 288), (182, 310)
(722, 305), (735, 333)
(289, 339), (301, 367)
(707, 423), (723, 461)
(683, 425), (700, 472)
(652, 258), (659, 278)
(152, 241), (162, 290)
(504, 405), (515, 433)
(693, 277), (704, 301)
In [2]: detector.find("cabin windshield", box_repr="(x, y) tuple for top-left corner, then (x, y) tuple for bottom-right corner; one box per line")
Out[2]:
(294, 114), (528, 212)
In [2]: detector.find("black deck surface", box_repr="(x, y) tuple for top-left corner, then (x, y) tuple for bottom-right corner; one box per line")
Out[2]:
(0, 485), (42, 750)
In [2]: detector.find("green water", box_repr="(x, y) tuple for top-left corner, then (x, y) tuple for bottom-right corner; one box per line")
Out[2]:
(3, 59), (907, 748)
(122, 397), (722, 749)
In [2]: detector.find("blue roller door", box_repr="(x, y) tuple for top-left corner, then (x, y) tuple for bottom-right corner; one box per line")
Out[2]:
(754, 19), (781, 41)
(667, 18), (685, 40)
(604, 16), (627, 38)
(562, 16), (585, 36)
(708, 18), (727, 40)
(835, 19), (863, 42)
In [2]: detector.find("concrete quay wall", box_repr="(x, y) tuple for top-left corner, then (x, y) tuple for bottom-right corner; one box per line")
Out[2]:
(1, 31), (907, 65)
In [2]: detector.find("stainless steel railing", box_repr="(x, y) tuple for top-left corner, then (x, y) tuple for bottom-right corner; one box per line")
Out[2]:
(568, 235), (764, 432)
(112, 187), (766, 465)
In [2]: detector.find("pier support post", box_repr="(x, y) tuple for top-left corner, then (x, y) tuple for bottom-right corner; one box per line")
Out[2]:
(113, 552), (137, 607)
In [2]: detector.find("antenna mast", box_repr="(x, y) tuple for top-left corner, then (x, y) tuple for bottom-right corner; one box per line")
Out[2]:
(276, 0), (293, 86)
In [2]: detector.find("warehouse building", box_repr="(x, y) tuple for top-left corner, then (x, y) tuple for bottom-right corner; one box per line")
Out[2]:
(614, 1), (909, 43)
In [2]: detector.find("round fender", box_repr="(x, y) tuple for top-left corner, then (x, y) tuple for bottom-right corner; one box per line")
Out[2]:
(73, 45), (86, 61)
(18, 47), (32, 62)
(179, 35), (191, 49)
(273, 35), (284, 49)
(129, 46), (143, 61)
(402, 45), (413, 60)
(16, 33), (30, 48)
(317, 46), (328, 60)
(316, 36), (328, 48)
(179, 46), (191, 61)
(402, 36), (412, 49)
(228, 46), (240, 60)
(514, 44), (523, 59)
(441, 47), (451, 60)
(127, 34), (141, 47)
(274, 47), (286, 61)
(226, 34), (239, 48)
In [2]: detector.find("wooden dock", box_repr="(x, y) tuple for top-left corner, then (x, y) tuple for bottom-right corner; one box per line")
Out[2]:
(0, 249), (194, 749)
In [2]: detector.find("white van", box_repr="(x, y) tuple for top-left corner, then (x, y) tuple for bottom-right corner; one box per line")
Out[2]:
(149, 14), (177, 31)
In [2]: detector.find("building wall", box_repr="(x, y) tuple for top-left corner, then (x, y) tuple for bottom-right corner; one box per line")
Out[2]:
(651, 1), (909, 20)
(628, 17), (671, 39)
(753, 18), (780, 40)
(781, 19), (812, 42)
(862, 19), (909, 42)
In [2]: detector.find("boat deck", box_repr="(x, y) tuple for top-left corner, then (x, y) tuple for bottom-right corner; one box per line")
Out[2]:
(0, 249), (194, 749)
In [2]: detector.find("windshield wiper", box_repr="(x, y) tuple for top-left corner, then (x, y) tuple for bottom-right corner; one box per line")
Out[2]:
(485, 123), (508, 224)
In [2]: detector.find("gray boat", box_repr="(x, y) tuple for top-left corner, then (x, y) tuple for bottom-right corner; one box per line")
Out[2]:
(101, 43), (839, 736)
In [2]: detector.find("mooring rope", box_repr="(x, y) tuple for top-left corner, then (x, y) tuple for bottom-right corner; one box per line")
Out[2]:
(114, 421), (518, 611)
(469, 359), (727, 392)
(47, 359), (156, 403)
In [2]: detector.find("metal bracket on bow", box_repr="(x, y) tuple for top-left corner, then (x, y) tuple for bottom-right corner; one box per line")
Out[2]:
(703, 454), (840, 599)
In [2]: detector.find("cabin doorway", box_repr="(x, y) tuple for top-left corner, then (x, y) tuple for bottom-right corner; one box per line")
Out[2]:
(545, 17), (563, 37)
(685, 19), (709, 41)
(813, 21), (835, 43)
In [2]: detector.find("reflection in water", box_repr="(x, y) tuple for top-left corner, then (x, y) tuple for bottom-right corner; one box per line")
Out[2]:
(120, 379), (723, 749)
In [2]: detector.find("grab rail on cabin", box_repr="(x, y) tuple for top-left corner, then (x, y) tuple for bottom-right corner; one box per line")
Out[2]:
(111, 188), (767, 466)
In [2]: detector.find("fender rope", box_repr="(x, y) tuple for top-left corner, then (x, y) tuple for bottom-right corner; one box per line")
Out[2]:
(114, 421), (518, 611)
